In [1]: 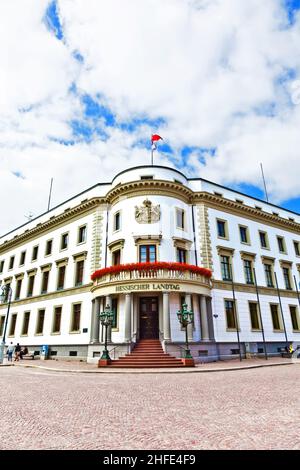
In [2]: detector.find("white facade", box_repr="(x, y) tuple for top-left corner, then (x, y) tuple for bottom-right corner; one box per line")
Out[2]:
(1, 165), (300, 363)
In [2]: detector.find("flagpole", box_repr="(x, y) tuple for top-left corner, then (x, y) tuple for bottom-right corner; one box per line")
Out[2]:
(151, 147), (154, 166)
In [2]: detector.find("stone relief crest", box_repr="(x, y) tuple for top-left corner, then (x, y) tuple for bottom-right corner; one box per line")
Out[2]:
(135, 199), (160, 224)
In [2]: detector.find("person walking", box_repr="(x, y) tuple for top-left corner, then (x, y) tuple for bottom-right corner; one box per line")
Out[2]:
(7, 342), (14, 362)
(14, 343), (21, 361)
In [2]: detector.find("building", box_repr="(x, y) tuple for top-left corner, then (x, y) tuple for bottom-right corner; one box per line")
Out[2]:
(1, 165), (300, 364)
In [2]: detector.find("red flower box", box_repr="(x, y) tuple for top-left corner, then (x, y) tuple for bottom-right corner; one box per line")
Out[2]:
(91, 262), (212, 281)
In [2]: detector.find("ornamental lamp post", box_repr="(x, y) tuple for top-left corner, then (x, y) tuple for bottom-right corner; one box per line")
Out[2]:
(177, 302), (194, 360)
(98, 304), (114, 365)
(0, 285), (13, 364)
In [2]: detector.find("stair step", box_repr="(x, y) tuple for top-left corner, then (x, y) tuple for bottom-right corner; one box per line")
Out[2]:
(106, 339), (185, 368)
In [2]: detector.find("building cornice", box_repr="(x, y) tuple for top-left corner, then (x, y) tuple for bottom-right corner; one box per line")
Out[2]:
(213, 279), (298, 298)
(106, 180), (193, 205)
(0, 283), (92, 309)
(193, 192), (300, 234)
(0, 198), (107, 254)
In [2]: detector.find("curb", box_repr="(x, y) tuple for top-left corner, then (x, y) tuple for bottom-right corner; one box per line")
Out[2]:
(14, 361), (294, 374)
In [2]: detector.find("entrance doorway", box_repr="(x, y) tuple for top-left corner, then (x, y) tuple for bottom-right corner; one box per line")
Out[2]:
(139, 297), (159, 339)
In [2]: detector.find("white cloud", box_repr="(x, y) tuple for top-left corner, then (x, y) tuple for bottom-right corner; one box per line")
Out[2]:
(1, 0), (300, 234)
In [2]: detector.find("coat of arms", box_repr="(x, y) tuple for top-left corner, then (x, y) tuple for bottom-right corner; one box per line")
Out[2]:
(135, 199), (160, 224)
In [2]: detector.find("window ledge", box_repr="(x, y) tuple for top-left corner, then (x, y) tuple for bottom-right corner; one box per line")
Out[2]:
(69, 330), (81, 334)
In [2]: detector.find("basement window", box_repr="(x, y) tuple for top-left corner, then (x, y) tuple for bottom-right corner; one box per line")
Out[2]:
(69, 351), (78, 357)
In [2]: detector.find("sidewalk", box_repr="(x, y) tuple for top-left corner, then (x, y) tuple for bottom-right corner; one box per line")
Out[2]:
(5, 356), (294, 374)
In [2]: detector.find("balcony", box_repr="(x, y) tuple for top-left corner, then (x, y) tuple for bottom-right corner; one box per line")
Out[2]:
(91, 262), (212, 292)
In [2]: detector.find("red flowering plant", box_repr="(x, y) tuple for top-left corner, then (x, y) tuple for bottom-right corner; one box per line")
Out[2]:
(91, 262), (212, 281)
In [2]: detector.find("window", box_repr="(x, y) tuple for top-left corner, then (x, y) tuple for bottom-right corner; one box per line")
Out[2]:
(22, 311), (30, 335)
(220, 255), (232, 281)
(27, 274), (35, 297)
(45, 240), (53, 256)
(141, 175), (153, 180)
(289, 306), (300, 331)
(36, 309), (45, 334)
(294, 241), (300, 257)
(32, 246), (39, 261)
(41, 271), (49, 294)
(235, 199), (244, 204)
(177, 248), (186, 264)
(15, 278), (23, 300)
(270, 304), (281, 330)
(57, 265), (66, 290)
(9, 256), (15, 270)
(217, 219), (227, 238)
(239, 226), (249, 244)
(114, 212), (121, 231)
(78, 225), (87, 244)
(259, 231), (268, 249)
(75, 260), (84, 286)
(249, 302), (261, 330)
(243, 259), (254, 284)
(0, 260), (4, 273)
(60, 233), (69, 250)
(139, 245), (156, 263)
(225, 300), (237, 329)
(264, 263), (274, 288)
(19, 251), (26, 266)
(282, 267), (292, 290)
(9, 314), (17, 336)
(71, 304), (81, 331)
(53, 306), (62, 333)
(277, 236), (286, 253)
(112, 249), (121, 266)
(111, 298), (118, 329)
(214, 192), (223, 197)
(0, 316), (5, 336)
(176, 209), (185, 229)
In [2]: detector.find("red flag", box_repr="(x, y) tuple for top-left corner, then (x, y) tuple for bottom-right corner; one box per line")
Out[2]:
(151, 134), (163, 142)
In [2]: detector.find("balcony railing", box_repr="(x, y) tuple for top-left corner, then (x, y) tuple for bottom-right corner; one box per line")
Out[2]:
(92, 262), (212, 287)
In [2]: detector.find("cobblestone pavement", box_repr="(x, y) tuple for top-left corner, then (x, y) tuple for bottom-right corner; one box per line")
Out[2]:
(0, 365), (299, 450)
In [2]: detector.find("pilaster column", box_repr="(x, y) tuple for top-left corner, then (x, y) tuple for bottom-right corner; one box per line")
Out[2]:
(163, 292), (171, 341)
(105, 295), (112, 343)
(91, 298), (100, 343)
(185, 294), (193, 341)
(124, 293), (132, 342)
(200, 295), (210, 341)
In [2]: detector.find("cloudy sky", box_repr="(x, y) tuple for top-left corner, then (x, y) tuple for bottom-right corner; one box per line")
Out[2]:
(1, 0), (300, 235)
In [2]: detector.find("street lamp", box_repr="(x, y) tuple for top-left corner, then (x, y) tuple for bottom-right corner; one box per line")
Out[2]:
(99, 304), (114, 361)
(0, 284), (13, 364)
(177, 302), (194, 359)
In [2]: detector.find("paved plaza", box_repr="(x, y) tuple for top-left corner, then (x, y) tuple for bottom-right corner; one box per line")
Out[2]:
(0, 364), (299, 450)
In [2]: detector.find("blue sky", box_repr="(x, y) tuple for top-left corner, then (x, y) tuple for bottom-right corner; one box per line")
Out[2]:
(1, 0), (300, 233)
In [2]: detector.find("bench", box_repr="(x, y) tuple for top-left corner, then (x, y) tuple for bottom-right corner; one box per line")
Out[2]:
(20, 350), (35, 360)
(279, 348), (292, 358)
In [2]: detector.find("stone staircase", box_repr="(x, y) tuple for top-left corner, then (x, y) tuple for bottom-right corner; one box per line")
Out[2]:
(109, 339), (184, 368)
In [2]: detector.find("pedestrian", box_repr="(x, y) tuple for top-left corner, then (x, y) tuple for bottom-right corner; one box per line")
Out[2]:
(14, 343), (21, 361)
(20, 346), (28, 359)
(7, 342), (14, 362)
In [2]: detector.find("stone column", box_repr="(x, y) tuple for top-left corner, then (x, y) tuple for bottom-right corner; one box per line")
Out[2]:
(185, 294), (193, 341)
(91, 298), (101, 343)
(200, 295), (210, 341)
(163, 292), (171, 341)
(124, 293), (132, 342)
(105, 295), (112, 343)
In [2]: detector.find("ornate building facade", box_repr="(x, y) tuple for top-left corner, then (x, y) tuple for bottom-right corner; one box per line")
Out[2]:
(1, 165), (300, 363)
